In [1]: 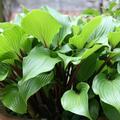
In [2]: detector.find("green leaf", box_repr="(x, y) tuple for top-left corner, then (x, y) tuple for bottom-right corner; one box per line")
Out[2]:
(21, 9), (61, 47)
(72, 25), (80, 36)
(89, 99), (99, 120)
(20, 35), (33, 54)
(58, 44), (72, 54)
(0, 23), (14, 32)
(115, 27), (120, 32)
(1, 85), (26, 114)
(108, 32), (120, 48)
(101, 101), (120, 120)
(2, 26), (24, 53)
(19, 71), (54, 102)
(41, 6), (70, 27)
(114, 10), (120, 18)
(0, 62), (9, 81)
(61, 82), (91, 120)
(110, 48), (120, 62)
(57, 52), (81, 68)
(1, 72), (53, 114)
(0, 34), (16, 60)
(0, 24), (25, 61)
(23, 46), (60, 81)
(41, 6), (72, 45)
(109, 2), (117, 11)
(77, 54), (97, 82)
(92, 73), (120, 113)
(69, 35), (82, 49)
(69, 16), (102, 49)
(117, 62), (120, 74)
(86, 16), (115, 48)
(81, 44), (102, 59)
(82, 8), (99, 16)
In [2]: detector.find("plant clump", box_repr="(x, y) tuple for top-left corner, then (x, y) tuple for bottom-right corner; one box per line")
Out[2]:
(0, 2), (120, 120)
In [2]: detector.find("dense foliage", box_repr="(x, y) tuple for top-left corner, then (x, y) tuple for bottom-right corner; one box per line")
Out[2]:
(0, 2), (120, 120)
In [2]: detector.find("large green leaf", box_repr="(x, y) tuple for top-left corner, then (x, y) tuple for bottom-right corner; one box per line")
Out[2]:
(61, 82), (91, 120)
(0, 24), (25, 61)
(2, 25), (24, 53)
(0, 34), (16, 60)
(77, 54), (97, 82)
(21, 9), (61, 47)
(19, 71), (54, 101)
(86, 16), (115, 47)
(23, 46), (60, 81)
(1, 72), (53, 114)
(0, 62), (9, 81)
(89, 99), (99, 120)
(69, 16), (115, 49)
(0, 22), (32, 55)
(41, 6), (72, 45)
(69, 16), (102, 49)
(109, 32), (120, 48)
(81, 44), (102, 59)
(101, 101), (120, 120)
(1, 85), (26, 114)
(92, 73), (120, 113)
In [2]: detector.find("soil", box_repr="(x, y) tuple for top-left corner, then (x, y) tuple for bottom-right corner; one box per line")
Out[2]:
(0, 114), (19, 120)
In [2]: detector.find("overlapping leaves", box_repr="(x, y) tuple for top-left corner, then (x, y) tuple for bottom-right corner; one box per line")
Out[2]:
(69, 16), (115, 49)
(92, 73), (120, 113)
(1, 71), (54, 114)
(61, 82), (91, 120)
(0, 23), (25, 61)
(1, 5), (120, 120)
(21, 9), (61, 47)
(22, 46), (60, 81)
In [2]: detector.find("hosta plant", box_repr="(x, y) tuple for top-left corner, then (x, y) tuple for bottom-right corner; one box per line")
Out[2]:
(0, 3), (120, 120)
